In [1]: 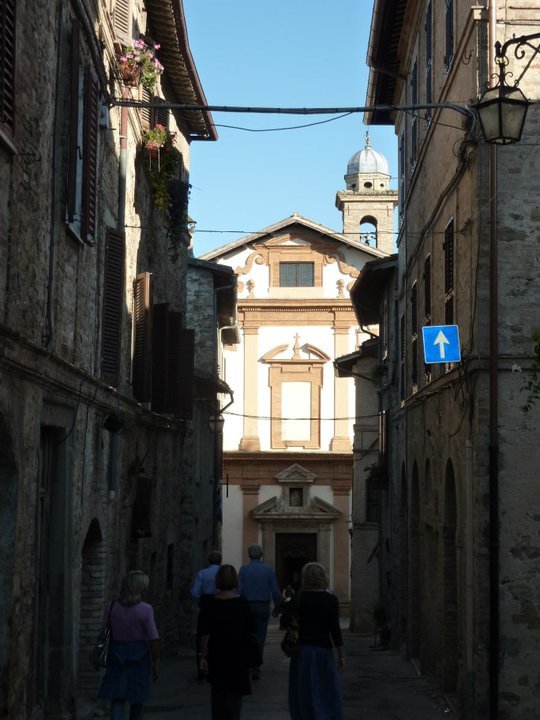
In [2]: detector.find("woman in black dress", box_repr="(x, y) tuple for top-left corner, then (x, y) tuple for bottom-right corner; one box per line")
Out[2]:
(198, 564), (256, 720)
(287, 562), (345, 720)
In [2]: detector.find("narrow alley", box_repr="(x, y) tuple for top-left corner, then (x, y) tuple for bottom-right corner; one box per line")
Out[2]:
(131, 623), (453, 720)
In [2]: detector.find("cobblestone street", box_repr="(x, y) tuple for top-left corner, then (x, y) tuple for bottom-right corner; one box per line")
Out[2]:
(107, 622), (455, 720)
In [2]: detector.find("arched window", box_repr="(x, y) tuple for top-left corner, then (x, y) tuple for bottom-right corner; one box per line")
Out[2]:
(360, 216), (378, 246)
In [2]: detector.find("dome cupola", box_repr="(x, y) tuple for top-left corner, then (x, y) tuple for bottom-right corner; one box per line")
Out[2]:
(344, 133), (390, 192)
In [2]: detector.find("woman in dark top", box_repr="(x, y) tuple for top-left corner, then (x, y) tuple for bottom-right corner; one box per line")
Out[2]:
(198, 564), (256, 720)
(288, 562), (345, 720)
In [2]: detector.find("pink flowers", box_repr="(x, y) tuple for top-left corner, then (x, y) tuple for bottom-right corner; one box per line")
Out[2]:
(119, 38), (164, 92)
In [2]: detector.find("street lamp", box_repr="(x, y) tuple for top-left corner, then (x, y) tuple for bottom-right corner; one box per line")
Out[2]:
(476, 33), (540, 144)
(208, 414), (225, 434)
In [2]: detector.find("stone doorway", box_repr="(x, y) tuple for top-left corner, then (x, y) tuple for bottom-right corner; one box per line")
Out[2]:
(275, 533), (317, 591)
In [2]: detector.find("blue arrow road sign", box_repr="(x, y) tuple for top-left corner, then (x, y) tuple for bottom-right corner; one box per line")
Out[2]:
(422, 325), (461, 364)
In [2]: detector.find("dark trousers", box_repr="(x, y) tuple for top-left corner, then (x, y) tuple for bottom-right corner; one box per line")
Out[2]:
(247, 601), (270, 668)
(211, 686), (243, 720)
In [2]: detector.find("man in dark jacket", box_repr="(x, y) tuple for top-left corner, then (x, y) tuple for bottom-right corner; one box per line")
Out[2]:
(238, 544), (281, 680)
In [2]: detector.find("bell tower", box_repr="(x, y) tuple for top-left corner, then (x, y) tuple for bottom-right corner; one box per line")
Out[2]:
(335, 133), (397, 255)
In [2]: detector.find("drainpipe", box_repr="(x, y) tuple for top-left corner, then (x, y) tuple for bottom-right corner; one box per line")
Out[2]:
(487, 3), (499, 718)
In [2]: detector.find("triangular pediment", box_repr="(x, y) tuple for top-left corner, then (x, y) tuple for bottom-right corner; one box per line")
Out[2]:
(250, 494), (341, 522)
(275, 464), (317, 484)
(200, 213), (388, 262)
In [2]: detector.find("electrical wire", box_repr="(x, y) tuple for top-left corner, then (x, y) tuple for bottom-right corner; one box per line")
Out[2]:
(223, 410), (380, 421)
(214, 112), (354, 133)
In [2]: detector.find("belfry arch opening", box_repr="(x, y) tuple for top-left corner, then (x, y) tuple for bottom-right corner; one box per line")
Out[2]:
(360, 216), (378, 247)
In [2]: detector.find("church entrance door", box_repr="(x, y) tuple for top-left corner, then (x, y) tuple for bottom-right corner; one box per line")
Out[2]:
(275, 533), (317, 591)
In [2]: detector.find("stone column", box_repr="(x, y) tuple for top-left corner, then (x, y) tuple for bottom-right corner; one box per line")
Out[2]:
(241, 482), (260, 560)
(331, 325), (351, 451)
(239, 327), (260, 450)
(333, 486), (351, 606)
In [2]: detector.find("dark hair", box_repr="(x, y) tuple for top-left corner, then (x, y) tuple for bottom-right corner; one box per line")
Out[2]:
(207, 550), (222, 566)
(301, 562), (329, 591)
(215, 564), (239, 591)
(248, 544), (263, 560)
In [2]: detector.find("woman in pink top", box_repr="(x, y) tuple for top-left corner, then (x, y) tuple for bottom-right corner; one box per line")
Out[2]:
(99, 571), (160, 720)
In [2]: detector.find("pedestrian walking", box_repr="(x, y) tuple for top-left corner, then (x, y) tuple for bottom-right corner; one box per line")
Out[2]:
(98, 570), (160, 720)
(192, 550), (222, 680)
(287, 562), (344, 720)
(198, 564), (256, 720)
(238, 544), (282, 680)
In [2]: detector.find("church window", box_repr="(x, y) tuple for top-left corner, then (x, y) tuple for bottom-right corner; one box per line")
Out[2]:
(279, 262), (314, 287)
(282, 382), (311, 441)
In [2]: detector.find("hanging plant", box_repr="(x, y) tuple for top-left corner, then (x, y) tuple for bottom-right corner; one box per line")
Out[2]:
(118, 38), (164, 92)
(142, 126), (190, 261)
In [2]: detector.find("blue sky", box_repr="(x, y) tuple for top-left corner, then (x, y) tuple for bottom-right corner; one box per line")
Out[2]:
(183, 0), (397, 256)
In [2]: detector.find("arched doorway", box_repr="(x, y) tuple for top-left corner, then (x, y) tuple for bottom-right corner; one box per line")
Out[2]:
(0, 414), (18, 716)
(78, 520), (106, 698)
(443, 460), (458, 692)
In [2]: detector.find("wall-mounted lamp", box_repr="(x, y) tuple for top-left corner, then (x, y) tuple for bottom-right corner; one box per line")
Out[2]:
(476, 33), (540, 144)
(208, 414), (225, 434)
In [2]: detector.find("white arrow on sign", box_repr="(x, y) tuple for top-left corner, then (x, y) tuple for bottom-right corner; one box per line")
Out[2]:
(434, 330), (450, 359)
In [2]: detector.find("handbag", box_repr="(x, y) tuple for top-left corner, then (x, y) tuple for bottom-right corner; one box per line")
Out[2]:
(280, 615), (300, 658)
(90, 601), (115, 669)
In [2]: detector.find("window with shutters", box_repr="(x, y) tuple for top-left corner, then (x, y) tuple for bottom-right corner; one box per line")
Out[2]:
(279, 262), (314, 287)
(425, 2), (432, 125)
(0, 0), (16, 136)
(66, 20), (100, 244)
(398, 131), (406, 219)
(400, 313), (406, 401)
(101, 229), (125, 386)
(410, 60), (418, 168)
(444, 219), (454, 324)
(411, 283), (418, 388)
(444, 0), (454, 71)
(423, 255), (431, 321)
(132, 272), (153, 403)
(112, 0), (132, 44)
(152, 303), (194, 417)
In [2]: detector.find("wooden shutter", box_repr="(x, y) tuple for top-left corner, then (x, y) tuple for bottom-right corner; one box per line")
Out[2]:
(151, 305), (194, 417)
(0, 0), (16, 132)
(112, 0), (131, 44)
(66, 20), (80, 223)
(139, 86), (152, 128)
(151, 302), (170, 413)
(154, 103), (169, 129)
(423, 255), (431, 319)
(81, 67), (100, 243)
(132, 272), (152, 402)
(444, 220), (454, 294)
(169, 322), (194, 419)
(101, 229), (125, 386)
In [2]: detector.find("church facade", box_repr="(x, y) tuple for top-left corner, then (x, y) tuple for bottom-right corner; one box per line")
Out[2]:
(201, 140), (397, 616)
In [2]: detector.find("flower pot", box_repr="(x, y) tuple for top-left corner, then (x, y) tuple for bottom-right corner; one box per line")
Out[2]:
(145, 146), (160, 159)
(118, 61), (141, 87)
